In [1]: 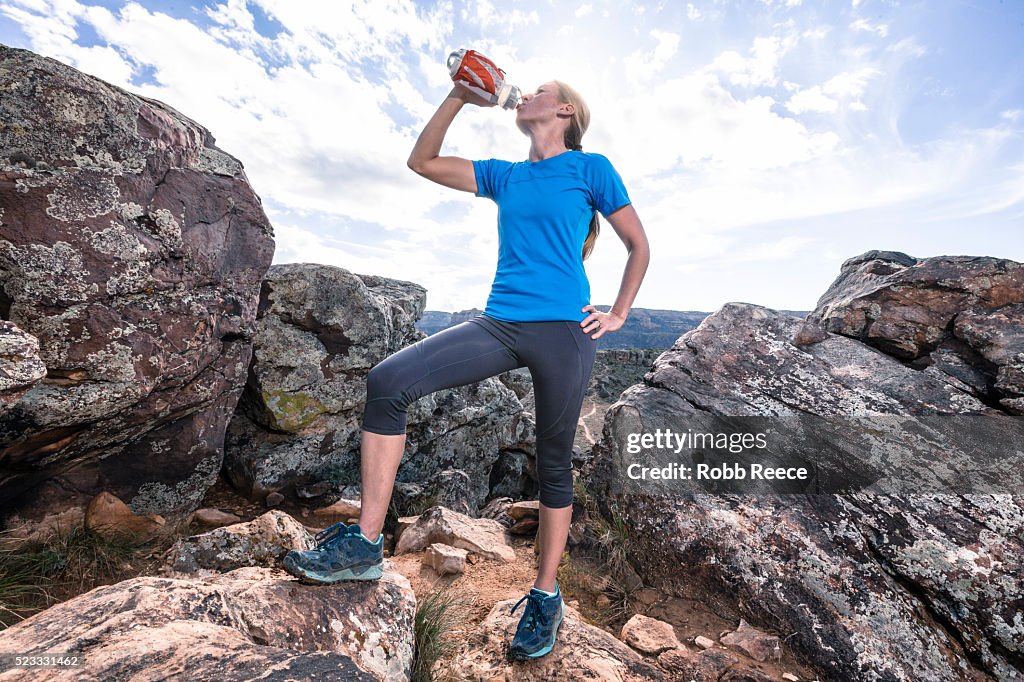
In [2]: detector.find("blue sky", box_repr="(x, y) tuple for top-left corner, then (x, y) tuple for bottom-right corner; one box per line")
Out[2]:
(2, 0), (1022, 313)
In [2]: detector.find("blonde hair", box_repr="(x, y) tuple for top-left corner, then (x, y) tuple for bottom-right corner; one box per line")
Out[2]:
(555, 80), (599, 261)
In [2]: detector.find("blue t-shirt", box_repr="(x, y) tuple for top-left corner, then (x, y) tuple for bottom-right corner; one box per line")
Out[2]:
(472, 150), (631, 322)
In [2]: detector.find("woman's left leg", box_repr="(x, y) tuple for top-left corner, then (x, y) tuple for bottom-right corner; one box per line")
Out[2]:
(518, 320), (598, 591)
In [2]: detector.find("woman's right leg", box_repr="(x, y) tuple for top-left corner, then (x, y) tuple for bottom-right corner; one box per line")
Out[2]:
(358, 317), (521, 538)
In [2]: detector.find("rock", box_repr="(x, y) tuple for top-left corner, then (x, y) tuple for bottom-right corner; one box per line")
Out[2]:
(620, 614), (683, 655)
(782, 674), (801, 681)
(720, 668), (776, 682)
(393, 506), (514, 562)
(656, 647), (739, 682)
(507, 499), (540, 520)
(394, 469), (475, 517)
(0, 45), (274, 525)
(84, 491), (166, 541)
(395, 515), (418, 537)
(479, 496), (513, 524)
(424, 542), (467, 576)
(0, 565), (415, 681)
(264, 492), (285, 507)
(448, 597), (669, 680)
(222, 264), (535, 513)
(0, 321), (47, 416)
(166, 510), (312, 573)
(634, 588), (662, 606)
(720, 618), (781, 662)
(497, 367), (533, 399)
(487, 448), (538, 501)
(190, 507), (242, 527)
(694, 636), (716, 650)
(507, 517), (539, 535)
(295, 481), (335, 498)
(304, 497), (362, 524)
(806, 250), (1024, 413)
(587, 253), (1024, 681)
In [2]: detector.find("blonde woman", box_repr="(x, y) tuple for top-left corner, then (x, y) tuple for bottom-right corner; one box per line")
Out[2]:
(284, 79), (651, 661)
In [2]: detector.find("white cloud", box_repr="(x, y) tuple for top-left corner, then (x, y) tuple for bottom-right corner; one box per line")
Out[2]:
(706, 33), (799, 88)
(622, 29), (680, 87)
(686, 3), (702, 21)
(850, 18), (889, 37)
(575, 3), (593, 17)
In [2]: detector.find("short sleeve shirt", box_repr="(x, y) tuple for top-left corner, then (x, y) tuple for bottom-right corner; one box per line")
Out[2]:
(472, 150), (631, 322)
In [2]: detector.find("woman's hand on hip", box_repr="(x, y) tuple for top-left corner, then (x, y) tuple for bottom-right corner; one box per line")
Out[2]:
(580, 305), (625, 340)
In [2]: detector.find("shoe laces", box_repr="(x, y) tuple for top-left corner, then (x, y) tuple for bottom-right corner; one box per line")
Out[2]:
(510, 591), (550, 631)
(312, 522), (359, 550)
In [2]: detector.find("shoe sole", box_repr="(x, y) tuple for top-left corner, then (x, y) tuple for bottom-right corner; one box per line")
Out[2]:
(510, 601), (565, 661)
(287, 561), (384, 584)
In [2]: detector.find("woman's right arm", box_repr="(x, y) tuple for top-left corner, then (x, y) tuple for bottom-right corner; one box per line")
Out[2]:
(407, 86), (493, 193)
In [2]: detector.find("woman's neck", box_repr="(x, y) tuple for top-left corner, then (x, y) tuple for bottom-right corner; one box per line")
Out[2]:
(527, 130), (570, 162)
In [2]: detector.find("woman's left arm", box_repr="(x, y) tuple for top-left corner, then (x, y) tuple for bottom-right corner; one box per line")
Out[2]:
(581, 204), (651, 339)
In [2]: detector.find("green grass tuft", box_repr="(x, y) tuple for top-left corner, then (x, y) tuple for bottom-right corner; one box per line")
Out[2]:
(412, 579), (471, 682)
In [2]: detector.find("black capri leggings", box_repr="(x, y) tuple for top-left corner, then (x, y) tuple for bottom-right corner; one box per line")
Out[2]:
(361, 313), (597, 508)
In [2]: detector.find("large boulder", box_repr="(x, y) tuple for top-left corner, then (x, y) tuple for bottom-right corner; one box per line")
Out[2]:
(0, 566), (415, 681)
(223, 263), (535, 511)
(0, 321), (46, 416)
(0, 46), (274, 526)
(587, 251), (1024, 681)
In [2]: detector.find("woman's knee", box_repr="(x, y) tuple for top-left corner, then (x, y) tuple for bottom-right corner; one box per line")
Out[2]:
(536, 462), (574, 508)
(363, 359), (421, 434)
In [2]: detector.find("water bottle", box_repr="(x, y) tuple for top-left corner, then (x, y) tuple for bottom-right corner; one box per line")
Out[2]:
(447, 48), (522, 110)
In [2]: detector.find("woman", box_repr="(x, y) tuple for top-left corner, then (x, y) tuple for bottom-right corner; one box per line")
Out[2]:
(284, 78), (650, 661)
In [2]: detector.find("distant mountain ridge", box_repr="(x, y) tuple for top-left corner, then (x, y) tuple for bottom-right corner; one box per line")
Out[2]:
(416, 307), (811, 349)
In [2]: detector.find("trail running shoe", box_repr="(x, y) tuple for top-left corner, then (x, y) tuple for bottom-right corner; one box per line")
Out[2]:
(282, 522), (384, 584)
(508, 582), (565, 660)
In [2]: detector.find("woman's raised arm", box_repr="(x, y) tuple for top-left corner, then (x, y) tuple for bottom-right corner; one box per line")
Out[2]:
(407, 86), (493, 193)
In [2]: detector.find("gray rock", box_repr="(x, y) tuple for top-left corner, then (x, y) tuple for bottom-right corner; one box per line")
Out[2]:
(587, 252), (1024, 681)
(224, 263), (534, 513)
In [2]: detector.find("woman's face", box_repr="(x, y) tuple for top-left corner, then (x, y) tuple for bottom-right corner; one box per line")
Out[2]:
(516, 81), (574, 124)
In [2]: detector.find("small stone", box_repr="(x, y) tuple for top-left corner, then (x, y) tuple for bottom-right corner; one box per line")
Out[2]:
(265, 492), (285, 507)
(695, 635), (716, 649)
(424, 543), (467, 576)
(191, 508), (241, 527)
(596, 594), (611, 608)
(721, 618), (781, 662)
(85, 491), (165, 541)
(620, 614), (682, 655)
(304, 497), (360, 522)
(507, 500), (540, 520)
(782, 674), (800, 681)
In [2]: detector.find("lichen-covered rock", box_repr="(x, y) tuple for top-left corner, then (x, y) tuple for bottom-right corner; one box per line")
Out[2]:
(448, 597), (669, 680)
(166, 509), (312, 573)
(223, 263), (535, 510)
(587, 252), (1024, 681)
(807, 250), (1024, 413)
(0, 565), (415, 681)
(0, 321), (47, 416)
(0, 46), (274, 525)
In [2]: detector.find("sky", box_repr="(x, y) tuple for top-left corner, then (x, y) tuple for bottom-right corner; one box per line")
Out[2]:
(1, 0), (1022, 314)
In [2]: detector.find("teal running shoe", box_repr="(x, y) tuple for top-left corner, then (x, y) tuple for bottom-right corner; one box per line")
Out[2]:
(282, 522), (384, 584)
(508, 582), (565, 660)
